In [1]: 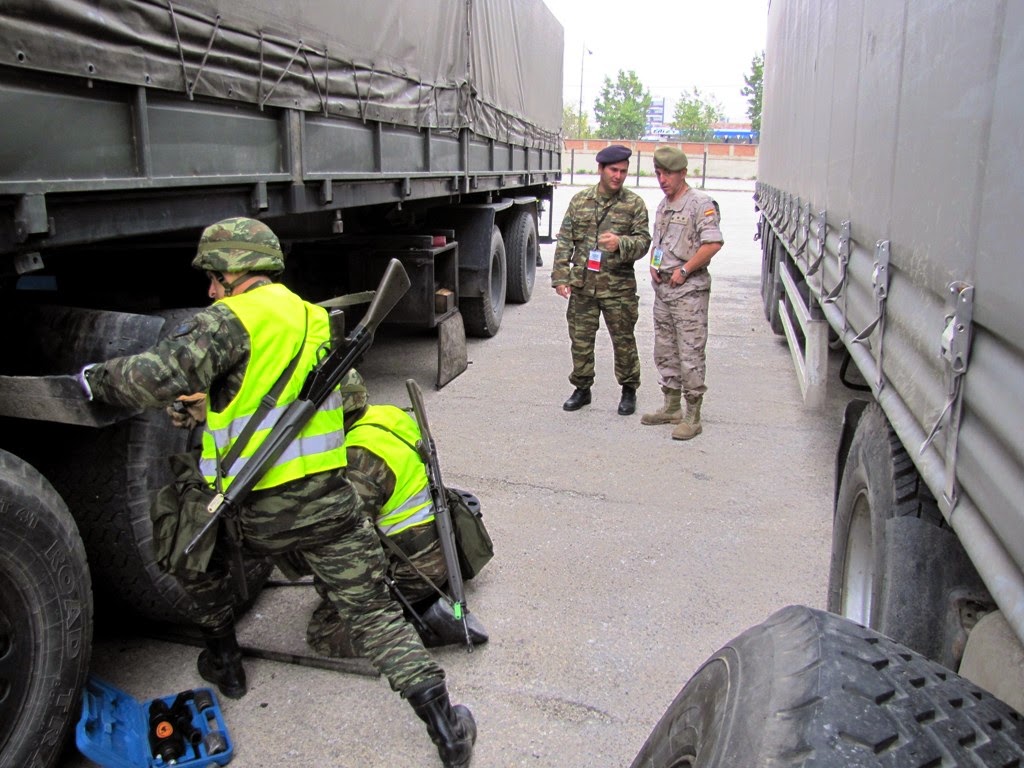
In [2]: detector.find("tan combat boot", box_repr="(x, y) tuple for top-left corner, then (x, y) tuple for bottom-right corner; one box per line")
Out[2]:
(641, 387), (683, 425)
(671, 395), (703, 441)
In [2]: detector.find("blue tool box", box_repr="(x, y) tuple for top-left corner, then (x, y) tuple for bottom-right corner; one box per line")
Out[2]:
(76, 676), (234, 768)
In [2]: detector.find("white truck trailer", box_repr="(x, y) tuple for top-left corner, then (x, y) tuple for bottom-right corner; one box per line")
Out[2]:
(631, 1), (1024, 764)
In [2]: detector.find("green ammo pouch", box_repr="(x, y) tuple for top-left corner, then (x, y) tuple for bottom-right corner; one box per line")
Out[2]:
(150, 451), (219, 576)
(446, 487), (493, 580)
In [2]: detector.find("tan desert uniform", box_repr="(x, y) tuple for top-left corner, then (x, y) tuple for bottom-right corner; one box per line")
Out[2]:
(650, 189), (723, 398)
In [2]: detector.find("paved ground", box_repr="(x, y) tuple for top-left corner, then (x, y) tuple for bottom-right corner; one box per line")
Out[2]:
(69, 178), (853, 767)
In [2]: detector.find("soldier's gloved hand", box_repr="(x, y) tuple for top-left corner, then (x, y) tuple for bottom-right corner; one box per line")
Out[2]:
(167, 393), (207, 429)
(76, 364), (98, 401)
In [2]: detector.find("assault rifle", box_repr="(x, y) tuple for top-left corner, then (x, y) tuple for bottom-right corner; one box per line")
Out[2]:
(405, 377), (473, 650)
(183, 259), (412, 587)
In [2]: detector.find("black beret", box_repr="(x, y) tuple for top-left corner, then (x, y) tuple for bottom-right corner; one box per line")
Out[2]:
(596, 144), (632, 164)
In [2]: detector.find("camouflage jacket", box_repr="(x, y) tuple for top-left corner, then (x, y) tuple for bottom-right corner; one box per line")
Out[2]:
(551, 185), (651, 296)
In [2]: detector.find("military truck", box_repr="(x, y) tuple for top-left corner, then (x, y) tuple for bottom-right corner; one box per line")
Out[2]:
(631, 1), (1024, 764)
(0, 2), (562, 765)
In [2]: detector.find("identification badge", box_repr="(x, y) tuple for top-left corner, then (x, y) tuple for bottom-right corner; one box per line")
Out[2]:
(651, 247), (664, 269)
(587, 249), (603, 271)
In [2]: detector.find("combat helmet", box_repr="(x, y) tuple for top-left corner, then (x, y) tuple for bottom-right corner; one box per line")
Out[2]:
(192, 217), (285, 276)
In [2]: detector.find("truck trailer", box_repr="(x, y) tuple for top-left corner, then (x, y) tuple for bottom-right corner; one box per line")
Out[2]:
(0, 2), (562, 766)
(631, 1), (1024, 764)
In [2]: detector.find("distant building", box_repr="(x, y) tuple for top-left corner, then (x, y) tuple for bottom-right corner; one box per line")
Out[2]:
(644, 98), (666, 137)
(711, 121), (758, 143)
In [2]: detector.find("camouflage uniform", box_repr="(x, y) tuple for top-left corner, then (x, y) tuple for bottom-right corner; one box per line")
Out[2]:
(307, 430), (447, 657)
(86, 286), (445, 695)
(551, 186), (651, 389)
(650, 188), (724, 397)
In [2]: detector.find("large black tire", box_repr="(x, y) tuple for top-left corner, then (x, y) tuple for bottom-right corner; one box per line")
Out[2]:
(827, 403), (987, 668)
(24, 310), (271, 626)
(504, 209), (538, 304)
(0, 449), (92, 768)
(461, 225), (507, 338)
(54, 410), (270, 624)
(630, 605), (1024, 768)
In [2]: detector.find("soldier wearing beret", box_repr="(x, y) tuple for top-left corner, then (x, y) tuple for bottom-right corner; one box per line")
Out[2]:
(551, 144), (652, 415)
(641, 146), (724, 439)
(76, 217), (476, 767)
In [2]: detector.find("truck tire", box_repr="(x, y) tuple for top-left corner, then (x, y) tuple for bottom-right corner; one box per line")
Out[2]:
(761, 230), (785, 336)
(630, 605), (1024, 768)
(826, 403), (983, 668)
(462, 226), (507, 338)
(504, 209), (537, 304)
(24, 310), (271, 626)
(0, 449), (92, 768)
(54, 410), (271, 625)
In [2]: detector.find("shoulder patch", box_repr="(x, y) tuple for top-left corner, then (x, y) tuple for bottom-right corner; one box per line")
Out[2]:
(704, 207), (717, 217)
(170, 319), (198, 338)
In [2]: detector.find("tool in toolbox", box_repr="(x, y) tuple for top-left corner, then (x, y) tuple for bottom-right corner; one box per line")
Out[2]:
(76, 675), (233, 767)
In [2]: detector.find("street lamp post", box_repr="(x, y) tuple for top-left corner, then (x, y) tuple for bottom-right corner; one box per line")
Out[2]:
(577, 44), (591, 137)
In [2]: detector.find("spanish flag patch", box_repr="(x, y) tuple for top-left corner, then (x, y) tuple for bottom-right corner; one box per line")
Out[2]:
(704, 207), (716, 217)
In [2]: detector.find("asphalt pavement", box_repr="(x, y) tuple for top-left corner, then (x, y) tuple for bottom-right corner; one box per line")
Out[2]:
(69, 177), (851, 768)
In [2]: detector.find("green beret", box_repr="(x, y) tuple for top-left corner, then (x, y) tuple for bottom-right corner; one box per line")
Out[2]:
(653, 146), (688, 171)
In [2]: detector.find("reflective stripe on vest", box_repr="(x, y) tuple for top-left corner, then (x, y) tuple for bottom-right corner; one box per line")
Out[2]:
(200, 283), (346, 492)
(346, 404), (434, 536)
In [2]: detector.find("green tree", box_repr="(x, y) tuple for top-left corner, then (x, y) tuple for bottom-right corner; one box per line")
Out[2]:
(562, 104), (593, 138)
(593, 70), (652, 140)
(671, 87), (724, 141)
(742, 51), (764, 134)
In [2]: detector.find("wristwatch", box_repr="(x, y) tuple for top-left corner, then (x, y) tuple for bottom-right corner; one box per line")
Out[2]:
(680, 265), (689, 277)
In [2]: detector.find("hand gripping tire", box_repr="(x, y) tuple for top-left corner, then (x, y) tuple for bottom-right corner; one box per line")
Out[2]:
(0, 449), (92, 768)
(630, 605), (1024, 768)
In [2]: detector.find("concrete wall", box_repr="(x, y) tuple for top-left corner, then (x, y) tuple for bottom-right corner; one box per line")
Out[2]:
(562, 138), (758, 180)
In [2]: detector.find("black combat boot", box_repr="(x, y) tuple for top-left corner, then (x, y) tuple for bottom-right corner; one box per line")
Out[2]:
(562, 387), (591, 411)
(407, 680), (476, 767)
(617, 385), (637, 415)
(197, 623), (248, 699)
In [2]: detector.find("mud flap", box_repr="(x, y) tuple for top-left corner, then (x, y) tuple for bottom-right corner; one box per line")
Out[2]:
(436, 310), (468, 388)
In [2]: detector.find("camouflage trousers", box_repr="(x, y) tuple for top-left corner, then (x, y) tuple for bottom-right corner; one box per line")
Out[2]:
(307, 535), (447, 657)
(651, 272), (711, 396)
(566, 290), (641, 389)
(179, 468), (444, 694)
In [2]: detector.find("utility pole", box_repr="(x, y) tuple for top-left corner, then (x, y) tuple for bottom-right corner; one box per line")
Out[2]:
(578, 44), (591, 136)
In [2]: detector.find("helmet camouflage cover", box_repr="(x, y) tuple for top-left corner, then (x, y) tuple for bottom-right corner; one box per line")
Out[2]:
(192, 217), (285, 275)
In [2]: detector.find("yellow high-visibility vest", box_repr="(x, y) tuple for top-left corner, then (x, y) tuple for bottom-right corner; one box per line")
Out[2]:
(347, 404), (434, 535)
(200, 283), (346, 491)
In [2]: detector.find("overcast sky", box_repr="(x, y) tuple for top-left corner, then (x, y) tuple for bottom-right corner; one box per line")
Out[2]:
(540, 0), (769, 125)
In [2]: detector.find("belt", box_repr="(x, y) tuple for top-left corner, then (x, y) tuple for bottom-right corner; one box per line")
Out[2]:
(659, 265), (704, 276)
